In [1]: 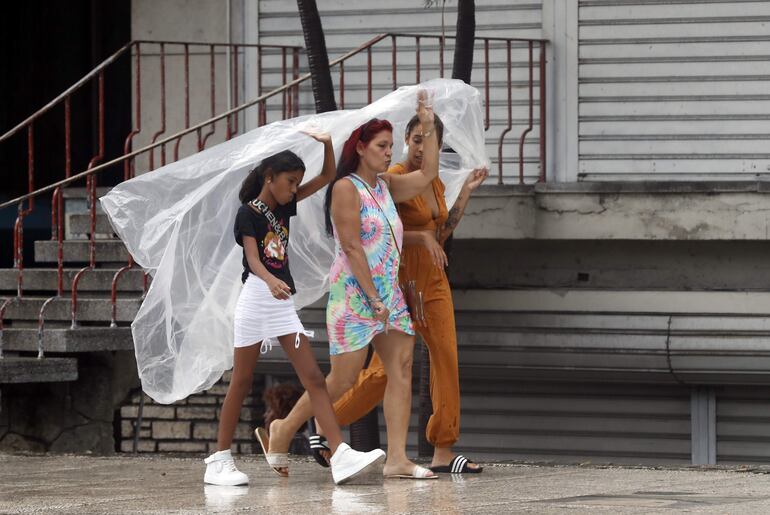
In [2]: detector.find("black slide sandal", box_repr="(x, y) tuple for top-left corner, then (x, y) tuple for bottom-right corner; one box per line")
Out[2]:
(429, 455), (483, 474)
(307, 419), (330, 468)
(308, 433), (330, 467)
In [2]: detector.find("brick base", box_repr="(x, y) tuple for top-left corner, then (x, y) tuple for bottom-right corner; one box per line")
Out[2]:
(117, 372), (309, 455)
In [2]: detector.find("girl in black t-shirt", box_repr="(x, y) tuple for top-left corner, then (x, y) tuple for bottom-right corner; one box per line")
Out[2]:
(204, 133), (386, 487)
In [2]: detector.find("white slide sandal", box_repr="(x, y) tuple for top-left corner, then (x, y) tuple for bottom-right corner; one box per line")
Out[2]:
(255, 427), (289, 477)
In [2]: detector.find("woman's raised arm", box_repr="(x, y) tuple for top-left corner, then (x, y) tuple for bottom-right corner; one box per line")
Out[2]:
(383, 91), (439, 203)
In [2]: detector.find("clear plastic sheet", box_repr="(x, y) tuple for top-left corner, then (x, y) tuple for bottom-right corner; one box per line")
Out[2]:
(100, 78), (488, 403)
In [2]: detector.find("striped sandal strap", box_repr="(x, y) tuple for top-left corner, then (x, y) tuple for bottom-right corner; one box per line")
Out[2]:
(308, 434), (330, 451)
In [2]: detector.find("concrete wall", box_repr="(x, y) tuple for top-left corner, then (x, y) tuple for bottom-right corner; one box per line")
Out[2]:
(129, 0), (253, 172)
(450, 182), (770, 290)
(0, 352), (138, 454)
(455, 182), (770, 241)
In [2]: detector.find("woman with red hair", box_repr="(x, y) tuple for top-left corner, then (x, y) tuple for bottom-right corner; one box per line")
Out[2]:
(262, 92), (439, 479)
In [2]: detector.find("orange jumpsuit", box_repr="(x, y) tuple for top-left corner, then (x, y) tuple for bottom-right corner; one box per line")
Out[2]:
(332, 163), (460, 448)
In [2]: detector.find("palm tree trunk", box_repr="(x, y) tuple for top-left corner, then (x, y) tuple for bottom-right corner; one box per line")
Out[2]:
(296, 0), (337, 113)
(443, 0), (476, 302)
(451, 0), (475, 84)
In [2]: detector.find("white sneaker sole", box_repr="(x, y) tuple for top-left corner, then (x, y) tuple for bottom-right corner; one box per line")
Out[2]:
(333, 450), (386, 485)
(204, 473), (249, 486)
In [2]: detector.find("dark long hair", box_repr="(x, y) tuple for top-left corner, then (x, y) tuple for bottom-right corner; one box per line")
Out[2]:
(323, 118), (393, 235)
(238, 150), (306, 204)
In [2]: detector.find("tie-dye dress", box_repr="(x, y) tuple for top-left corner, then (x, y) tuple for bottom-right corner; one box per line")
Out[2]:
(326, 174), (415, 355)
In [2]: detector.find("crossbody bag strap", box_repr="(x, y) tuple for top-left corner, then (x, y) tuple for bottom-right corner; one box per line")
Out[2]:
(348, 174), (401, 258)
(349, 175), (426, 325)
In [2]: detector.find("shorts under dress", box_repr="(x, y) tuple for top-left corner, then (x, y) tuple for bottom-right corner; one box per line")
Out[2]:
(326, 174), (414, 355)
(233, 273), (310, 352)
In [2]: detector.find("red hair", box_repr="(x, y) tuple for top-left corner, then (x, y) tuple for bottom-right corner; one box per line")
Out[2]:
(338, 118), (393, 174)
(324, 118), (393, 234)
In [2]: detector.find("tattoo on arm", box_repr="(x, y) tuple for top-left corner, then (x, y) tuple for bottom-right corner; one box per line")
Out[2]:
(443, 206), (462, 235)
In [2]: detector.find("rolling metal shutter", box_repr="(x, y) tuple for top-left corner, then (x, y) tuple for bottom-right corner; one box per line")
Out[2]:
(717, 386), (770, 464)
(578, 0), (770, 180)
(384, 380), (692, 464)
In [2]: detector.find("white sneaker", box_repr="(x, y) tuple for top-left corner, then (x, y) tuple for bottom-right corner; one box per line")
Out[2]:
(204, 449), (249, 486)
(330, 443), (386, 485)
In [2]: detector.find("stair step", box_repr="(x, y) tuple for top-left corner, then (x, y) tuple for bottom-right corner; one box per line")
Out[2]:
(2, 297), (141, 323)
(1, 327), (133, 353)
(63, 187), (109, 218)
(35, 240), (129, 263)
(62, 187), (112, 199)
(0, 269), (147, 293)
(67, 213), (114, 237)
(0, 356), (78, 383)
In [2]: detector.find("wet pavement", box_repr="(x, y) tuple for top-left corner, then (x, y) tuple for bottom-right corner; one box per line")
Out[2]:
(3, 453), (770, 513)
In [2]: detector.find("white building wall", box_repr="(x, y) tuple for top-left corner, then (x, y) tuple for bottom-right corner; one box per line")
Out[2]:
(130, 1), (770, 182)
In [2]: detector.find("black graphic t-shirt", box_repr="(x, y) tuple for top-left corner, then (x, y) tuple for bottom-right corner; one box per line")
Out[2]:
(233, 198), (297, 293)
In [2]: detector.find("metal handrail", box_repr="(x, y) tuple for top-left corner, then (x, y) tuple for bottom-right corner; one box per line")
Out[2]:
(0, 40), (305, 145)
(0, 63), (307, 210)
(0, 34), (398, 211)
(1, 31), (547, 211)
(388, 31), (548, 43)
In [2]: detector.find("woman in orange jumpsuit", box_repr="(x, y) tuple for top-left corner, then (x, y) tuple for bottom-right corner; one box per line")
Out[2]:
(313, 114), (488, 474)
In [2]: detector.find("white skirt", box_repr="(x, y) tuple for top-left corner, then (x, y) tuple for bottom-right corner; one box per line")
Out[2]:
(233, 274), (312, 352)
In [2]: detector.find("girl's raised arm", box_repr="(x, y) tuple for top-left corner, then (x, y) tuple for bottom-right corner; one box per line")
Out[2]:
(297, 131), (336, 202)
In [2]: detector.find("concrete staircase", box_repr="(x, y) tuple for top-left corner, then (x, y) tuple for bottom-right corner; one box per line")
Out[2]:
(0, 188), (142, 452)
(1, 188), (139, 364)
(0, 357), (77, 384)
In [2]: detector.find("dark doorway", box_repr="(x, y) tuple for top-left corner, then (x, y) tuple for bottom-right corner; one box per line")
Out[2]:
(0, 0), (131, 267)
